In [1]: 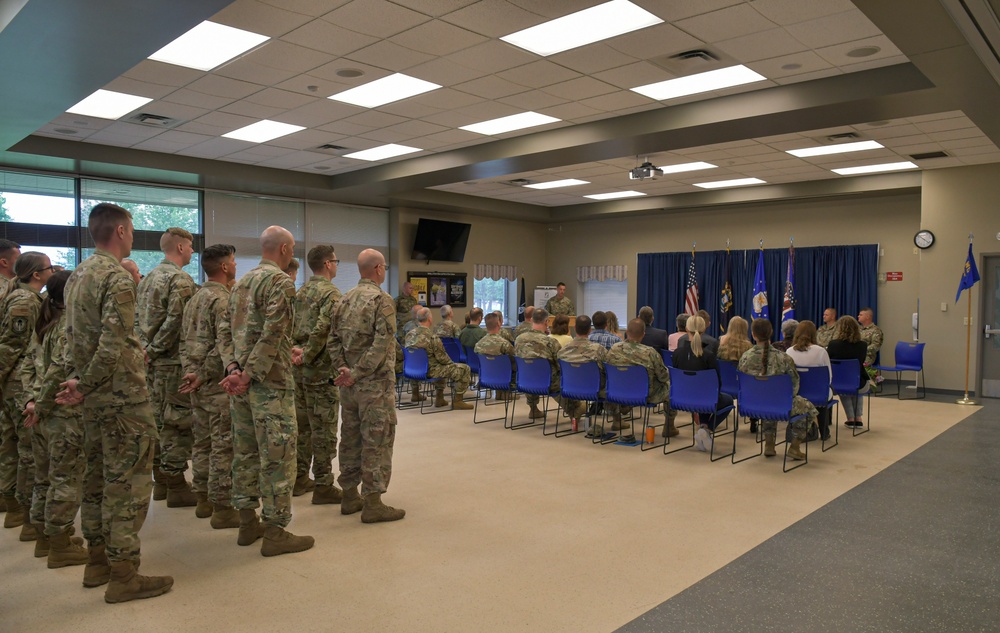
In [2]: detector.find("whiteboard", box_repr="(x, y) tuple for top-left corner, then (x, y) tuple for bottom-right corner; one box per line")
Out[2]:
(534, 286), (557, 309)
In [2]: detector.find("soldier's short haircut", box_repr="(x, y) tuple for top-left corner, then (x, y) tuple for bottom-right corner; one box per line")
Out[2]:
(556, 282), (566, 289)
(524, 305), (534, 318)
(626, 317), (646, 340)
(202, 244), (236, 275)
(484, 312), (500, 330)
(88, 203), (132, 244)
(469, 307), (484, 322)
(307, 244), (335, 273)
(638, 306), (654, 325)
(0, 238), (20, 258)
(676, 313), (689, 330)
(416, 306), (431, 323)
(160, 227), (194, 254)
(575, 315), (592, 336)
(860, 307), (874, 317)
(13, 251), (48, 283)
(440, 304), (453, 318)
(591, 310), (607, 329)
(532, 308), (549, 324)
(284, 258), (300, 275)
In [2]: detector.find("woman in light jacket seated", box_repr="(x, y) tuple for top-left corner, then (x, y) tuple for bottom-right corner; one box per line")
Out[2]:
(672, 315), (733, 453)
(717, 316), (757, 434)
(548, 314), (573, 349)
(785, 320), (832, 441)
(826, 316), (869, 428)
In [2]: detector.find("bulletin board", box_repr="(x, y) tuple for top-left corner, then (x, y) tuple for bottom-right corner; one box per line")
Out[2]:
(407, 271), (467, 307)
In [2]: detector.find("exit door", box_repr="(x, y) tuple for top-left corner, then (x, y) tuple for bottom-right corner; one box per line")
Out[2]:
(981, 255), (1000, 398)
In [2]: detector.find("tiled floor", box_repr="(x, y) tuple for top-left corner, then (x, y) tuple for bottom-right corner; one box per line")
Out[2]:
(0, 393), (988, 632)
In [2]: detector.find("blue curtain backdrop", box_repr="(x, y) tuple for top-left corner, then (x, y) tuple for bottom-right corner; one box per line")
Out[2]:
(636, 244), (879, 336)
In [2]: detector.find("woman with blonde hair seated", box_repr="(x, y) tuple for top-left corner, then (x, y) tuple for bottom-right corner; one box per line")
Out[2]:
(605, 311), (621, 338)
(718, 315), (757, 433)
(673, 315), (733, 452)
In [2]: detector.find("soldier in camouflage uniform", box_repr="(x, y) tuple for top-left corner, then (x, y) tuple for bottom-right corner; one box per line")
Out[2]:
(395, 281), (417, 340)
(178, 244), (240, 529)
(858, 308), (884, 366)
(434, 304), (463, 339)
(474, 312), (518, 400)
(405, 307), (474, 410)
(0, 239), (20, 310)
(816, 308), (837, 348)
(738, 318), (818, 460)
(219, 226), (314, 557)
(19, 270), (89, 567)
(544, 283), (575, 317)
(557, 315), (619, 422)
(290, 245), (343, 504)
(59, 203), (173, 602)
(0, 252), (52, 533)
(136, 227), (198, 508)
(329, 248), (405, 523)
(606, 319), (675, 438)
(492, 310), (515, 344)
(514, 308), (560, 419)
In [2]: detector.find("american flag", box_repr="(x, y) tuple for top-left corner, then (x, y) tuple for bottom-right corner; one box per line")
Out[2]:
(684, 252), (699, 315)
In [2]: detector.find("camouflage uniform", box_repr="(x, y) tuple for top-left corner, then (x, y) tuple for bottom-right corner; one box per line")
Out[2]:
(860, 323), (884, 366)
(137, 259), (197, 479)
(291, 275), (342, 487)
(737, 343), (818, 439)
(0, 282), (43, 509)
(434, 320), (462, 340)
(498, 327), (515, 344)
(558, 337), (617, 413)
(329, 279), (397, 496)
(395, 292), (417, 339)
(180, 281), (235, 506)
(475, 333), (516, 391)
(513, 330), (561, 406)
(66, 249), (156, 562)
(513, 321), (533, 340)
(607, 340), (671, 405)
(21, 312), (85, 535)
(228, 259), (297, 529)
(0, 274), (15, 304)
(816, 323), (836, 348)
(405, 325), (471, 393)
(544, 295), (574, 316)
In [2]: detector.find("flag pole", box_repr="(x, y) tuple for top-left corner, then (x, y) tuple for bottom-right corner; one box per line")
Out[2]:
(958, 232), (977, 405)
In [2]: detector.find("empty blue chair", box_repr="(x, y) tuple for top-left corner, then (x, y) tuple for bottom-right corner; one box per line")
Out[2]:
(464, 345), (481, 392)
(474, 353), (514, 425)
(876, 342), (926, 400)
(551, 360), (600, 437)
(718, 360), (740, 399)
(604, 364), (658, 448)
(797, 365), (838, 451)
(510, 357), (554, 430)
(736, 372), (809, 472)
(441, 337), (464, 364)
(659, 349), (673, 368)
(402, 347), (448, 414)
(668, 367), (735, 460)
(831, 358), (870, 436)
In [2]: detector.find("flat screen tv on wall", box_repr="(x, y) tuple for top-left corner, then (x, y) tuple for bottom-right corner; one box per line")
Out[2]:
(411, 218), (472, 263)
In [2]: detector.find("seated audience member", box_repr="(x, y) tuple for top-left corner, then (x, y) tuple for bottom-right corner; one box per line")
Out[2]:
(284, 257), (300, 279)
(474, 312), (517, 400)
(737, 319), (818, 460)
(773, 319), (799, 352)
(606, 318), (677, 439)
(400, 304), (420, 340)
(678, 309), (719, 356)
(816, 308), (837, 348)
(434, 305), (462, 339)
(513, 306), (534, 339)
(513, 308), (560, 419)
(404, 307), (473, 410)
(548, 314), (573, 348)
(494, 310), (515, 344)
(673, 315), (733, 452)
(557, 315), (617, 425)
(464, 313), (471, 326)
(785, 320), (833, 441)
(588, 310), (621, 350)
(858, 307), (884, 367)
(638, 306), (668, 351)
(605, 311), (622, 339)
(717, 315), (758, 433)
(459, 307), (487, 350)
(826, 315), (869, 428)
(667, 313), (688, 351)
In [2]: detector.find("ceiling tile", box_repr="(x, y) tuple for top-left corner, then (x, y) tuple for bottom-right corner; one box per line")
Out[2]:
(404, 57), (488, 87)
(577, 90), (651, 112)
(747, 50), (833, 80)
(592, 61), (674, 90)
(378, 99), (445, 120)
(133, 100), (209, 123)
(44, 113), (114, 132)
(211, 0), (313, 37)
(246, 40), (336, 73)
(440, 0), (547, 37)
(123, 60), (204, 87)
(453, 75), (529, 100)
(547, 44), (640, 75)
(214, 59), (300, 87)
(771, 67), (840, 85)
(505, 0), (603, 19)
(323, 0), (430, 38)
(715, 27), (808, 62)
(219, 100), (289, 120)
(540, 76), (619, 101)
(633, 0), (744, 23)
(161, 89), (235, 111)
(359, 127), (419, 143)
(88, 123), (172, 144)
(496, 60), (581, 89)
(675, 4), (778, 42)
(814, 35), (903, 67)
(344, 40), (435, 72)
(836, 55), (908, 73)
(497, 90), (568, 111)
(342, 110), (409, 128)
(410, 87), (484, 110)
(784, 9), (882, 50)
(256, 150), (335, 168)
(176, 137), (256, 160)
(537, 101), (604, 123)
(281, 18), (379, 57)
(394, 0), (478, 17)
(389, 19), (488, 56)
(749, 0), (856, 26)
(382, 119), (451, 138)
(193, 111), (261, 131)
(34, 125), (96, 141)
(310, 60), (391, 85)
(132, 137), (203, 153)
(267, 128), (348, 150)
(102, 77), (176, 100)
(906, 111), (964, 124)
(928, 128), (986, 142)
(603, 22), (703, 59)
(939, 137), (995, 150)
(955, 152), (1000, 165)
(244, 88), (316, 110)
(415, 128), (481, 147)
(275, 74), (353, 98)
(174, 120), (234, 136)
(187, 75), (266, 100)
(227, 145), (297, 161)
(443, 40), (537, 75)
(260, 0), (351, 17)
(272, 98), (359, 128)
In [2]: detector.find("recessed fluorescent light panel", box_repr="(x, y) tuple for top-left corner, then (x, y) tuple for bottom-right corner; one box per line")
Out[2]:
(460, 112), (561, 135)
(693, 177), (766, 189)
(222, 120), (305, 143)
(501, 0), (663, 56)
(524, 179), (590, 189)
(632, 65), (766, 101)
(328, 73), (441, 108)
(831, 161), (917, 175)
(148, 21), (269, 71)
(658, 161), (717, 174)
(584, 191), (646, 200)
(66, 89), (153, 120)
(343, 144), (422, 161)
(786, 140), (884, 158)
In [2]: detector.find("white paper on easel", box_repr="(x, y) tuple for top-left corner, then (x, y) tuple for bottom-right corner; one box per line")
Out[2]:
(534, 286), (557, 310)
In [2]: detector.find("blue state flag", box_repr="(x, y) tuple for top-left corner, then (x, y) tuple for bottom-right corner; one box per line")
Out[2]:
(752, 248), (769, 320)
(955, 243), (980, 303)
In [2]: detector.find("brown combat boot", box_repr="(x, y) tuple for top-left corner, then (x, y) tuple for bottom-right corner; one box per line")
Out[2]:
(260, 525), (315, 557)
(33, 525), (49, 557)
(361, 493), (405, 523)
(19, 520), (38, 542)
(48, 531), (88, 568)
(104, 560), (174, 603)
(237, 509), (265, 546)
(341, 486), (363, 515)
(152, 469), (167, 501)
(764, 432), (777, 457)
(292, 474), (315, 497)
(410, 383), (427, 402)
(209, 504), (240, 529)
(434, 389), (448, 408)
(194, 492), (213, 518)
(452, 392), (473, 410)
(83, 543), (111, 587)
(3, 500), (25, 528)
(312, 484), (343, 505)
(787, 437), (807, 461)
(661, 413), (680, 438)
(528, 404), (544, 419)
(0, 495), (6, 512)
(165, 474), (197, 508)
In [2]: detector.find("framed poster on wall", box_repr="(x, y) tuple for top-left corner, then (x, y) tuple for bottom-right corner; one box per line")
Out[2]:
(407, 271), (467, 308)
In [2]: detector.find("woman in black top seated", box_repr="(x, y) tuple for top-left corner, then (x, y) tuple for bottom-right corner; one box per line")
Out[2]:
(826, 315), (869, 427)
(672, 315), (734, 452)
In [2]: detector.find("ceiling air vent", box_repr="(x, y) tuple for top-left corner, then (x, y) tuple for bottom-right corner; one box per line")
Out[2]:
(672, 49), (719, 63)
(128, 113), (178, 128)
(506, 178), (531, 186)
(826, 132), (860, 142)
(316, 143), (350, 154)
(649, 47), (731, 74)
(910, 151), (950, 160)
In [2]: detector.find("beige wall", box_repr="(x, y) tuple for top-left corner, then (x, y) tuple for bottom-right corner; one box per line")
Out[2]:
(920, 164), (1000, 392)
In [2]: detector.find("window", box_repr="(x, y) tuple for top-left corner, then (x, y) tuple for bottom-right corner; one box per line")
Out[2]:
(581, 280), (628, 322)
(473, 278), (518, 326)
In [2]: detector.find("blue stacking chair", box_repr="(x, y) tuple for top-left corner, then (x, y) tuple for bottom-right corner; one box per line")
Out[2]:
(831, 358), (870, 436)
(604, 364), (658, 448)
(797, 366), (838, 452)
(402, 347), (448, 414)
(510, 357), (554, 430)
(441, 337), (464, 363)
(551, 360), (600, 437)
(659, 349), (673, 368)
(473, 353), (514, 425)
(718, 360), (740, 399)
(735, 372), (810, 472)
(668, 368), (735, 461)
(464, 345), (482, 395)
(876, 342), (926, 400)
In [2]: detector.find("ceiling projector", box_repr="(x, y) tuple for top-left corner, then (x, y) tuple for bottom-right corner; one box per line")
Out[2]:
(629, 161), (663, 180)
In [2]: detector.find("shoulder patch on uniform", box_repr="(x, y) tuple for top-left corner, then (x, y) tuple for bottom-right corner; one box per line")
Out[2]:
(381, 301), (395, 320)
(11, 315), (28, 334)
(114, 290), (133, 305)
(178, 284), (193, 298)
(10, 306), (29, 317)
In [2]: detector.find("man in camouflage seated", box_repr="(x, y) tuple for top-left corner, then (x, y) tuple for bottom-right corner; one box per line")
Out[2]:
(404, 307), (473, 410)
(474, 312), (517, 401)
(605, 318), (678, 439)
(513, 308), (560, 419)
(557, 315), (620, 427)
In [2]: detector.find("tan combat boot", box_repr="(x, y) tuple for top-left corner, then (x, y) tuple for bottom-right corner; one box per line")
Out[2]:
(48, 530), (88, 568)
(260, 525), (315, 557)
(764, 432), (777, 457)
(165, 474), (197, 508)
(104, 560), (174, 603)
(3, 500), (25, 528)
(787, 437), (806, 461)
(434, 389), (448, 408)
(528, 404), (544, 419)
(194, 492), (213, 518)
(209, 504), (240, 529)
(341, 486), (363, 515)
(0, 495), (6, 512)
(33, 525), (49, 557)
(19, 519), (38, 542)
(83, 543), (111, 587)
(410, 383), (427, 402)
(237, 509), (265, 546)
(361, 493), (405, 523)
(292, 474), (315, 497)
(152, 469), (167, 501)
(312, 484), (343, 505)
(662, 412), (680, 438)
(452, 392), (473, 410)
